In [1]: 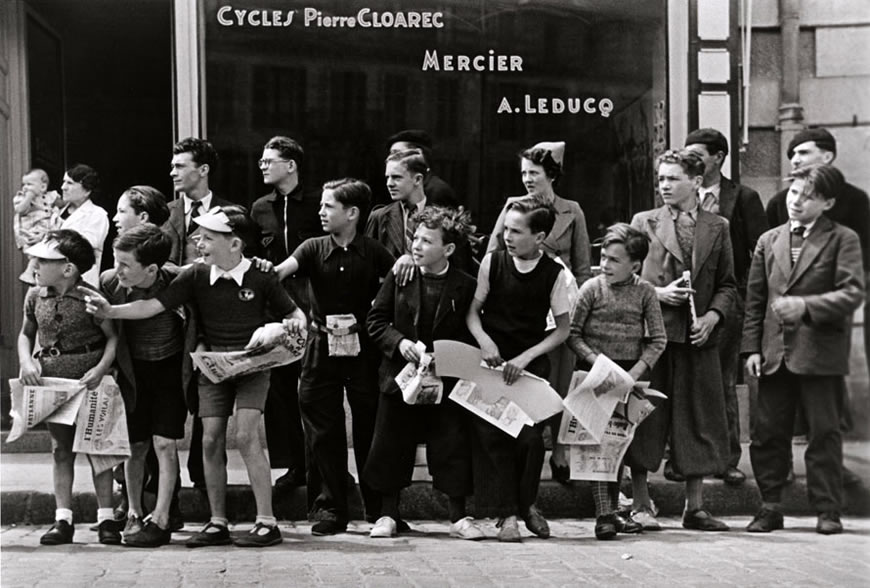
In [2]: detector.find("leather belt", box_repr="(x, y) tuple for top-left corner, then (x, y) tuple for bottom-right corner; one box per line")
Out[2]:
(35, 340), (105, 359)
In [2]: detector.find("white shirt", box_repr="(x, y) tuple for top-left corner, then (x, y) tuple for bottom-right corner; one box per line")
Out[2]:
(54, 199), (109, 287)
(209, 257), (252, 286)
(184, 191), (214, 229)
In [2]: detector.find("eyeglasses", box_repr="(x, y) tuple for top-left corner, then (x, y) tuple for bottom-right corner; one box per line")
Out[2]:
(258, 158), (290, 167)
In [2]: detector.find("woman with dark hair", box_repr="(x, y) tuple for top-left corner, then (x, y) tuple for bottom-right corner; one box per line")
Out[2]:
(53, 164), (109, 285)
(113, 185), (171, 233)
(486, 141), (592, 483)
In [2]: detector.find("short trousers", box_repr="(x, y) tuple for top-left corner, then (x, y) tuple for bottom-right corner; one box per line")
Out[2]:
(126, 353), (187, 442)
(198, 369), (270, 418)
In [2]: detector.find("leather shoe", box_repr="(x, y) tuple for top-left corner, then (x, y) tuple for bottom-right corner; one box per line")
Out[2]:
(275, 467), (306, 491)
(523, 505), (550, 538)
(549, 455), (570, 485)
(746, 508), (783, 533)
(311, 519), (347, 536)
(614, 512), (643, 534)
(186, 522), (232, 547)
(722, 466), (746, 486)
(594, 514), (618, 540)
(40, 520), (74, 545)
(682, 509), (729, 531)
(663, 460), (685, 482)
(816, 512), (843, 535)
(98, 519), (123, 545)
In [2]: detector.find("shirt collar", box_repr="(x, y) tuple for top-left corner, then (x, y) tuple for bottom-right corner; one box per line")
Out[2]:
(668, 201), (699, 221)
(790, 219), (816, 236)
(324, 232), (367, 261)
(420, 261), (450, 276)
(276, 182), (304, 202)
(402, 196), (426, 214)
(37, 279), (88, 299)
(184, 191), (213, 214)
(208, 257), (251, 286)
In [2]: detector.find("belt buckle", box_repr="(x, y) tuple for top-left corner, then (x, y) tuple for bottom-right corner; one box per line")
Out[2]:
(47, 346), (61, 357)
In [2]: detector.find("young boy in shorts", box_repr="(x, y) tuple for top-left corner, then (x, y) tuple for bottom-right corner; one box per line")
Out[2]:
(82, 205), (306, 547)
(364, 206), (482, 539)
(466, 196), (571, 542)
(99, 223), (187, 546)
(18, 229), (119, 545)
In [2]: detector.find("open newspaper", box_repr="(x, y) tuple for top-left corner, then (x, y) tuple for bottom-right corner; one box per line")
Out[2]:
(395, 341), (443, 405)
(561, 355), (635, 444)
(449, 379), (533, 438)
(190, 331), (306, 384)
(433, 340), (563, 423)
(560, 383), (666, 482)
(7, 375), (130, 473)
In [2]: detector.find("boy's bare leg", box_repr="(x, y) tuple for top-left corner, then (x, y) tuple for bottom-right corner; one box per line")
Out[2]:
(150, 435), (179, 529)
(124, 440), (150, 517)
(235, 408), (274, 518)
(201, 417), (229, 519)
(92, 467), (115, 509)
(47, 423), (76, 510)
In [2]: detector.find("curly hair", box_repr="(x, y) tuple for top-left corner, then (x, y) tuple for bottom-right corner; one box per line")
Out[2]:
(412, 205), (476, 246)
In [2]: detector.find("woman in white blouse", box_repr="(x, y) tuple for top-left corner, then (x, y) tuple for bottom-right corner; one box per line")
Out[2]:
(53, 164), (109, 286)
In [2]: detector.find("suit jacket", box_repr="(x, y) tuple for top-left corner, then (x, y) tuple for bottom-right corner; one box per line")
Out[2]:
(715, 176), (768, 291)
(163, 194), (234, 266)
(766, 181), (870, 272)
(365, 200), (407, 259)
(100, 264), (198, 412)
(486, 194), (592, 284)
(367, 265), (476, 396)
(250, 185), (321, 314)
(740, 216), (864, 375)
(631, 206), (737, 345)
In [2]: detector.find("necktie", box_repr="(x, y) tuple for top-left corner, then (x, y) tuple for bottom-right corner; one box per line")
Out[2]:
(701, 191), (718, 214)
(790, 225), (806, 265)
(403, 203), (416, 254)
(188, 200), (203, 234)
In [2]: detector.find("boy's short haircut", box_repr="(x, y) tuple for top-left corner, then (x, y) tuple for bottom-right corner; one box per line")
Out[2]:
(602, 222), (650, 262)
(122, 185), (170, 227)
(43, 229), (95, 275)
(113, 223), (172, 267)
(172, 137), (218, 170)
(506, 196), (557, 236)
(385, 149), (429, 177)
(218, 204), (258, 252)
(656, 148), (705, 179)
(323, 178), (372, 216)
(264, 135), (304, 169)
(413, 205), (475, 246)
(789, 163), (845, 202)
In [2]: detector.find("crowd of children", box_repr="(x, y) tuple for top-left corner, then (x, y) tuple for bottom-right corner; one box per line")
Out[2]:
(15, 136), (863, 548)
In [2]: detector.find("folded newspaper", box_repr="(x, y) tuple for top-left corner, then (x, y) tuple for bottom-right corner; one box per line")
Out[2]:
(7, 375), (130, 474)
(561, 355), (635, 444)
(395, 341), (443, 405)
(449, 379), (533, 438)
(191, 332), (306, 384)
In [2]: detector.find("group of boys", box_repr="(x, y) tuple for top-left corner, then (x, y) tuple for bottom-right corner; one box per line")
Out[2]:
(20, 124), (866, 549)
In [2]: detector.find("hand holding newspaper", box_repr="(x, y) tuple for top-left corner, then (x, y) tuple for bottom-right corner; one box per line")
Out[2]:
(395, 341), (444, 405)
(191, 330), (306, 384)
(560, 355), (635, 443)
(7, 377), (87, 442)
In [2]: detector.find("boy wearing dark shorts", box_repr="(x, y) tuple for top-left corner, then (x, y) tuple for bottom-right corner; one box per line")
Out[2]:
(83, 206), (306, 547)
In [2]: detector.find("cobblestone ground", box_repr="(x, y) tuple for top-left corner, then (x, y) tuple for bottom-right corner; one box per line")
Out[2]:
(2, 517), (869, 587)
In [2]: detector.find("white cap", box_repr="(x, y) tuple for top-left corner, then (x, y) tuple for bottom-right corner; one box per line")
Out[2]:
(193, 208), (234, 233)
(531, 141), (566, 165)
(24, 239), (66, 260)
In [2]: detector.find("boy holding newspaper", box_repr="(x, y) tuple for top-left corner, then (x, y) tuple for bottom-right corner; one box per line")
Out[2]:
(17, 230), (119, 546)
(82, 205), (306, 548)
(466, 196), (571, 542)
(566, 223), (666, 539)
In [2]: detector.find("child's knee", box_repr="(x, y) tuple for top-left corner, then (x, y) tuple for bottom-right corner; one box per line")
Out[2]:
(235, 428), (261, 453)
(52, 443), (75, 463)
(130, 440), (150, 460)
(151, 435), (176, 455)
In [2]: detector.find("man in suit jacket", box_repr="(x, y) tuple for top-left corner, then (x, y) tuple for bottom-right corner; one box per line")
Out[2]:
(764, 127), (869, 487)
(626, 149), (736, 531)
(743, 164), (864, 535)
(684, 128), (768, 485)
(386, 129), (459, 208)
(250, 136), (321, 491)
(162, 137), (232, 490)
(164, 137), (233, 266)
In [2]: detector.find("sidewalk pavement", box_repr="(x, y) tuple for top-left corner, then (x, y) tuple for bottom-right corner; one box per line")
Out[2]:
(2, 517), (870, 587)
(2, 441), (869, 524)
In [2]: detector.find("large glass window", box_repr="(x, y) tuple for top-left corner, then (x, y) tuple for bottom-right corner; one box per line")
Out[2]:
(203, 0), (664, 237)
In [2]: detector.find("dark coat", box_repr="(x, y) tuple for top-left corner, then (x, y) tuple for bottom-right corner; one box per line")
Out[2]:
(366, 264), (476, 397)
(365, 200), (407, 259)
(163, 194), (234, 266)
(741, 216), (864, 376)
(716, 176), (768, 290)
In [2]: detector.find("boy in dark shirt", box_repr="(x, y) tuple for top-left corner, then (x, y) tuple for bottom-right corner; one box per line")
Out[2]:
(275, 178), (395, 536)
(466, 196), (571, 542)
(82, 205), (305, 548)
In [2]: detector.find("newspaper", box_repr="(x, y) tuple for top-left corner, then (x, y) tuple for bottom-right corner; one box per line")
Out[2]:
(433, 340), (563, 423)
(449, 379), (533, 438)
(326, 313), (361, 357)
(565, 386), (666, 482)
(191, 332), (306, 384)
(7, 378), (87, 442)
(72, 376), (131, 474)
(561, 356), (636, 443)
(395, 341), (443, 405)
